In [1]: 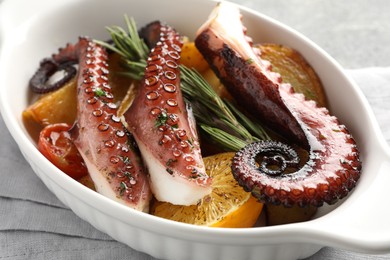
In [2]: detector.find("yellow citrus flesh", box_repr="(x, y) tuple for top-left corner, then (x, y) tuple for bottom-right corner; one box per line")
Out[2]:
(180, 42), (209, 73)
(150, 153), (264, 228)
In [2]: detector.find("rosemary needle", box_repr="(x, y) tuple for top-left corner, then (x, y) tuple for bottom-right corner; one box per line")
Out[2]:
(95, 16), (270, 151)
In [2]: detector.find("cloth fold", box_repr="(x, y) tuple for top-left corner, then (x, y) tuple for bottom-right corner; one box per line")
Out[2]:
(1, 67), (390, 259)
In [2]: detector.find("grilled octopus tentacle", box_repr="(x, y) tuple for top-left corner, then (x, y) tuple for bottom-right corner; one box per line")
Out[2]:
(50, 37), (152, 212)
(123, 23), (212, 206)
(195, 3), (361, 207)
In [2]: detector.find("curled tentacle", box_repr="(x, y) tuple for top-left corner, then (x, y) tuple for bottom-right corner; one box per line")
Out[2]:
(29, 59), (77, 94)
(33, 37), (152, 212)
(239, 141), (300, 177)
(195, 3), (362, 207)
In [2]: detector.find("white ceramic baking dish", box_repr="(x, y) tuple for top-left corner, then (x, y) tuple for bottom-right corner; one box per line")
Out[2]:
(1, 0), (390, 259)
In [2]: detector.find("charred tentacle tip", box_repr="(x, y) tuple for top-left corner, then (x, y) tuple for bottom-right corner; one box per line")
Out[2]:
(231, 140), (305, 206)
(29, 58), (77, 94)
(233, 140), (300, 178)
(257, 141), (299, 176)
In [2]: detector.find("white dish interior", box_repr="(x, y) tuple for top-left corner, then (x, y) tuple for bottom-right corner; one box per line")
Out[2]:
(1, 0), (390, 259)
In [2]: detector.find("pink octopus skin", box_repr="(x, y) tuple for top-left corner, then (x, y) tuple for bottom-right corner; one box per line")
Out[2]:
(52, 37), (152, 212)
(123, 24), (212, 206)
(195, 3), (361, 207)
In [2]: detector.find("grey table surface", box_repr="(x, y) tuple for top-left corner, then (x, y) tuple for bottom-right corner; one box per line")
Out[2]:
(1, 0), (390, 259)
(230, 0), (390, 69)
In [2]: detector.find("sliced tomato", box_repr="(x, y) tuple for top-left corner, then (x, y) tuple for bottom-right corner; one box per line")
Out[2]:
(38, 123), (88, 179)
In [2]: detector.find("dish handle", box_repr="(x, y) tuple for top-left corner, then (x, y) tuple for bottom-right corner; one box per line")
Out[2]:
(307, 145), (390, 254)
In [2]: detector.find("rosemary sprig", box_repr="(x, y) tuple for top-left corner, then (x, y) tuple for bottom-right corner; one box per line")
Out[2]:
(96, 17), (270, 151)
(95, 15), (148, 80)
(224, 100), (270, 140)
(180, 66), (266, 144)
(199, 125), (249, 151)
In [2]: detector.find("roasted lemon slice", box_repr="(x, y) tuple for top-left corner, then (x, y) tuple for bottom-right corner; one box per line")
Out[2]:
(150, 152), (263, 228)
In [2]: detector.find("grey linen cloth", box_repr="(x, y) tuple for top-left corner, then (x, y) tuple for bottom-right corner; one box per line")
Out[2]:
(1, 67), (390, 259)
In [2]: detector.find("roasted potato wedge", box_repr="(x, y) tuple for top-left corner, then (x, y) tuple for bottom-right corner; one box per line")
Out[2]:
(266, 203), (317, 226)
(23, 77), (78, 127)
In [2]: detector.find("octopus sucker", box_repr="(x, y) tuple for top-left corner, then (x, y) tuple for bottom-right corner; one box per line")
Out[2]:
(36, 37), (152, 212)
(123, 22), (212, 206)
(195, 3), (361, 207)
